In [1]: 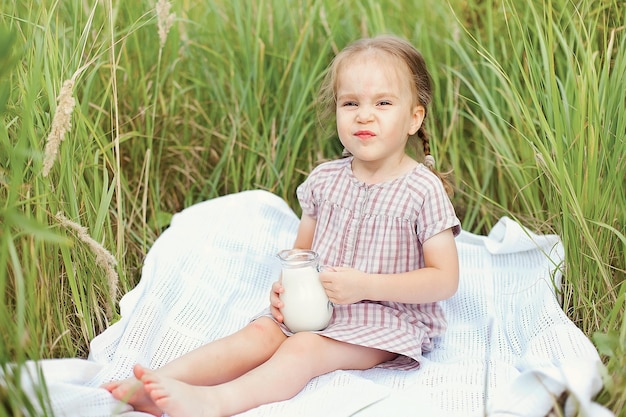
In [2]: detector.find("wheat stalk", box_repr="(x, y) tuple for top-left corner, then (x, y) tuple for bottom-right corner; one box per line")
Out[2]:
(156, 0), (175, 49)
(42, 78), (76, 177)
(55, 212), (118, 319)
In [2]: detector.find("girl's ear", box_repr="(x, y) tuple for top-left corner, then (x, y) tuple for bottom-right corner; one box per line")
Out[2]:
(409, 105), (425, 136)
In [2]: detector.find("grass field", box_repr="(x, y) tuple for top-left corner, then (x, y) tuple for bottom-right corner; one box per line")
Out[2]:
(1, 0), (624, 415)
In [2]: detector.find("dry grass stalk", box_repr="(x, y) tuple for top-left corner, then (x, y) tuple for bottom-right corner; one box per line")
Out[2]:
(42, 79), (76, 177)
(55, 212), (118, 319)
(319, 7), (338, 54)
(156, 0), (175, 49)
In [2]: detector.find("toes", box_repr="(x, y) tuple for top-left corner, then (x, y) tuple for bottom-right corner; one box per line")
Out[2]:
(100, 381), (118, 392)
(133, 364), (147, 380)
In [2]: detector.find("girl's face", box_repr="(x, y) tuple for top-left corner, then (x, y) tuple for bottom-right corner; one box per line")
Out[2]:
(335, 52), (424, 168)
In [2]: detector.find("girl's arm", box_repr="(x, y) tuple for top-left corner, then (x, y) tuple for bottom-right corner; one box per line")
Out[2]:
(292, 213), (316, 250)
(320, 228), (459, 305)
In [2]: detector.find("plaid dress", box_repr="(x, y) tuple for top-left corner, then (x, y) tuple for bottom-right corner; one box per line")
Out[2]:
(266, 157), (461, 370)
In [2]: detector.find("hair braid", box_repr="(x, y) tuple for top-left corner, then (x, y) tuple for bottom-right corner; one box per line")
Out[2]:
(418, 126), (454, 197)
(418, 127), (431, 158)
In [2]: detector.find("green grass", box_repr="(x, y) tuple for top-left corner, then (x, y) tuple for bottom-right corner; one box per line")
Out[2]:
(0, 0), (624, 415)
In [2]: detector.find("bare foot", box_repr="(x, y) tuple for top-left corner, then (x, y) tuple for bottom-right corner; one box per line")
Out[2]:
(102, 365), (162, 416)
(139, 365), (220, 417)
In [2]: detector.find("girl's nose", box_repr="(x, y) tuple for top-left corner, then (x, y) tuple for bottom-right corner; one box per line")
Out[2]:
(356, 106), (373, 122)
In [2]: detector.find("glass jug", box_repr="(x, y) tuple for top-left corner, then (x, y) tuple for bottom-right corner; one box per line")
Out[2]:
(277, 249), (333, 333)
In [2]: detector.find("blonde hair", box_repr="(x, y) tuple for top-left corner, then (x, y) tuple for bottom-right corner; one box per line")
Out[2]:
(318, 35), (453, 196)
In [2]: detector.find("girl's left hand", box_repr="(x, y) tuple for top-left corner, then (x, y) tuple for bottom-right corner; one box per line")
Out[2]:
(319, 267), (366, 304)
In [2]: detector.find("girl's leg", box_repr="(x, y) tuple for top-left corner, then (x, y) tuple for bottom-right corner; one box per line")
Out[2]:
(139, 332), (397, 417)
(103, 317), (286, 415)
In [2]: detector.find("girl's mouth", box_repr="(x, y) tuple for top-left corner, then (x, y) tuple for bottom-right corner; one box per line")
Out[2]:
(354, 130), (376, 140)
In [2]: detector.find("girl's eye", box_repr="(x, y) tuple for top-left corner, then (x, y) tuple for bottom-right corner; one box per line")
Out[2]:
(341, 101), (357, 107)
(378, 100), (392, 106)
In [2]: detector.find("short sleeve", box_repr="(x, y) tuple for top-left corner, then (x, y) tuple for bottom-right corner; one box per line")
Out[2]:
(295, 160), (348, 220)
(416, 178), (461, 244)
(296, 176), (317, 219)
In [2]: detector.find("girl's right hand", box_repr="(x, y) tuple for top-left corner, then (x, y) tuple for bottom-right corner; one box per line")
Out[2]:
(269, 280), (284, 323)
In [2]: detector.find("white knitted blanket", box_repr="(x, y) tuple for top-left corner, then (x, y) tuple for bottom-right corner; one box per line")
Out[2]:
(19, 190), (612, 416)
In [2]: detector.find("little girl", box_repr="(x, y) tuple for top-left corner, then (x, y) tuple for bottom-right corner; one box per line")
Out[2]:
(104, 34), (461, 417)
